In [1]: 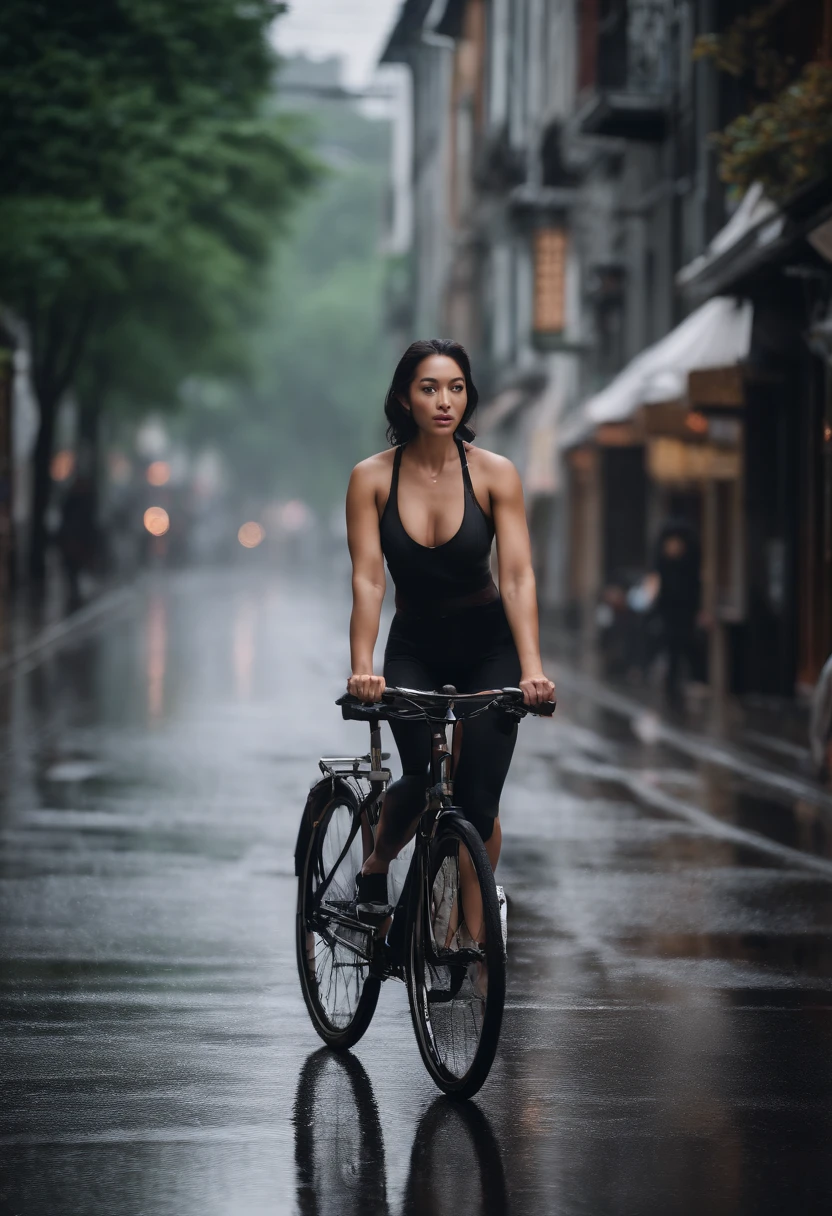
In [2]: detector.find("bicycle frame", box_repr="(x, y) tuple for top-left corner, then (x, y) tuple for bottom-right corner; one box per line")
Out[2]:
(310, 707), (463, 978)
(309, 684), (552, 975)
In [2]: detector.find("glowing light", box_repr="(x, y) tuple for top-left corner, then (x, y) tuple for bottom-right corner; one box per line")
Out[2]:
(51, 450), (75, 482)
(143, 506), (170, 537)
(238, 521), (265, 549)
(685, 411), (708, 435)
(146, 460), (171, 487)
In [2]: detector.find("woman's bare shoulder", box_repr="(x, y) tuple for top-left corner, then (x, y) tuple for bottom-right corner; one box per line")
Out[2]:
(462, 445), (520, 500)
(464, 444), (518, 485)
(349, 448), (396, 491)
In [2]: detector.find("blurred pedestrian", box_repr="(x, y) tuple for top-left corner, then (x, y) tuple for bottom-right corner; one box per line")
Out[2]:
(57, 474), (98, 611)
(653, 520), (703, 708)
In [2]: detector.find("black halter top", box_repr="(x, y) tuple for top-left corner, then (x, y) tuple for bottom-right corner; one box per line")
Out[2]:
(379, 439), (497, 613)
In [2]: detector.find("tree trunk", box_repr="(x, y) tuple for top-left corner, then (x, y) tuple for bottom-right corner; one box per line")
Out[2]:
(78, 394), (101, 478)
(28, 391), (59, 584)
(78, 394), (103, 573)
(26, 296), (97, 584)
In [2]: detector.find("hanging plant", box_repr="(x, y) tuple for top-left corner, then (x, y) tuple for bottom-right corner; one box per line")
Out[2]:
(712, 61), (832, 199)
(694, 0), (832, 201)
(692, 0), (797, 97)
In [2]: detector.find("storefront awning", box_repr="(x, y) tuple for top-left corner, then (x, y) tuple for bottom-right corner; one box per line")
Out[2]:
(676, 183), (781, 293)
(559, 296), (753, 449)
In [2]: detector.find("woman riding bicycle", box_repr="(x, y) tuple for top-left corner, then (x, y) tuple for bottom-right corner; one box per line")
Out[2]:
(346, 338), (555, 912)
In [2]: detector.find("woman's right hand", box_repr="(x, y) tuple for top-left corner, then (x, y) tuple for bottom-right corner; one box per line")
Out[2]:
(347, 673), (386, 703)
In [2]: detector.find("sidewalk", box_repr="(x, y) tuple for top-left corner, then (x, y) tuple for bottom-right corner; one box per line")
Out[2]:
(542, 624), (830, 812)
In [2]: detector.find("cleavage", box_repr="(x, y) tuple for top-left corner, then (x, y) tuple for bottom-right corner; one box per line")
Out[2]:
(396, 464), (465, 549)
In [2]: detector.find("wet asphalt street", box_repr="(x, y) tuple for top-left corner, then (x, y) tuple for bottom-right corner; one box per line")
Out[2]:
(2, 570), (832, 1215)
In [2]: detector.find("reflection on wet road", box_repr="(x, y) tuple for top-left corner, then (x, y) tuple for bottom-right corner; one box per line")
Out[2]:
(1, 572), (831, 1214)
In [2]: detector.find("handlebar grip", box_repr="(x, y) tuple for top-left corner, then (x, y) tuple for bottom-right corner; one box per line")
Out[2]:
(337, 693), (387, 721)
(341, 703), (386, 722)
(495, 688), (556, 717)
(503, 686), (556, 717)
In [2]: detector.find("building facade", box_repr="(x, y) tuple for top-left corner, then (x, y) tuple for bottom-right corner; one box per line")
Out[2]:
(381, 0), (832, 700)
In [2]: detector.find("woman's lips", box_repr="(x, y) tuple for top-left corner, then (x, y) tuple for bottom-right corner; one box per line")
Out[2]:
(433, 416), (453, 425)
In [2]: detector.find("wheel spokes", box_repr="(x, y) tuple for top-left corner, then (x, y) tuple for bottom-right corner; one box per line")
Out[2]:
(420, 846), (490, 1079)
(306, 805), (371, 1030)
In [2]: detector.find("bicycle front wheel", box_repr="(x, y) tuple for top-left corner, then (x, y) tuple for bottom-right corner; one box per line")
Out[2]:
(296, 788), (380, 1049)
(405, 814), (506, 1099)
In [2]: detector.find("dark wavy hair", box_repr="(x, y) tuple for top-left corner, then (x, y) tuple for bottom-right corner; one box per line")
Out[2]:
(384, 338), (479, 446)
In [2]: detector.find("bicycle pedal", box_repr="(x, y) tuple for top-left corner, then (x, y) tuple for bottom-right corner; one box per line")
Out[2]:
(356, 902), (394, 926)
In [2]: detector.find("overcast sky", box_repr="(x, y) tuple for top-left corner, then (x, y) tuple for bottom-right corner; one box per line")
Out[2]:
(275, 0), (403, 88)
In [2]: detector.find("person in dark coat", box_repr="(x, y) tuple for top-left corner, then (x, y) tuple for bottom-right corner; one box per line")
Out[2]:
(654, 519), (702, 707)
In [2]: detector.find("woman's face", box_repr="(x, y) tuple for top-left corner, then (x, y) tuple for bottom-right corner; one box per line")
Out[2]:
(401, 355), (468, 437)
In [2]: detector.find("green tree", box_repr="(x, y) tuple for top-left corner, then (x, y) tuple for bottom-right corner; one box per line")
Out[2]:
(0, 0), (315, 577)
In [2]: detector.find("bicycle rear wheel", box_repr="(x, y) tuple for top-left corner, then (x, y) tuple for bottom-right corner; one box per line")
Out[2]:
(296, 787), (380, 1049)
(405, 814), (506, 1099)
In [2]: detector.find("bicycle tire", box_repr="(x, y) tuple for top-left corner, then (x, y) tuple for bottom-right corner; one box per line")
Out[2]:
(296, 788), (381, 1049)
(405, 814), (506, 1099)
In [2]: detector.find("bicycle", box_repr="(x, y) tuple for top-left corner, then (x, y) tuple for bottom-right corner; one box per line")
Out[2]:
(294, 683), (555, 1099)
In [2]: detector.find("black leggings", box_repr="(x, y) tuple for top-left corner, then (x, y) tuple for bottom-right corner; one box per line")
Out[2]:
(382, 600), (521, 843)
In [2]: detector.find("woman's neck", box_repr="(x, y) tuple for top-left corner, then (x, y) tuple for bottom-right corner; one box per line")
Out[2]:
(406, 431), (458, 476)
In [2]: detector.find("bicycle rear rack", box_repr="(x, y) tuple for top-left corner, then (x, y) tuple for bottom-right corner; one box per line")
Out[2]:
(319, 754), (391, 783)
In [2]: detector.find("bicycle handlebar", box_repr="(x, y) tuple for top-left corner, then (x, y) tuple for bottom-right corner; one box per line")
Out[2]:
(337, 685), (556, 723)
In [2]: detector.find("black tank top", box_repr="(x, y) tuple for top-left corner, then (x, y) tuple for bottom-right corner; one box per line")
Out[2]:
(380, 439), (497, 612)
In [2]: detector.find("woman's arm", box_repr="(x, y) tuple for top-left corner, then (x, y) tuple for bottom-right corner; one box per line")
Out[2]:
(490, 458), (556, 707)
(345, 462), (386, 703)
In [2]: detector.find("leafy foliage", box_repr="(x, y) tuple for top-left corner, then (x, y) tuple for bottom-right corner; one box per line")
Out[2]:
(712, 61), (832, 199)
(692, 1), (798, 98)
(693, 0), (832, 201)
(0, 0), (317, 571)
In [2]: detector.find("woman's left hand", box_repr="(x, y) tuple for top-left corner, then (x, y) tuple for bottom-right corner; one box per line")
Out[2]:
(519, 673), (556, 708)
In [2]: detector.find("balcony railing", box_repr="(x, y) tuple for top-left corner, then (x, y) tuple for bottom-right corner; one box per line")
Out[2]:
(577, 0), (670, 141)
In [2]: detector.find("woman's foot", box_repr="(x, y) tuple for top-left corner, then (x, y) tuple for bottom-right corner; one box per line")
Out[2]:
(354, 871), (392, 924)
